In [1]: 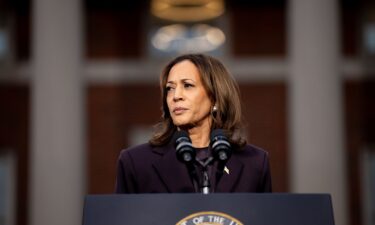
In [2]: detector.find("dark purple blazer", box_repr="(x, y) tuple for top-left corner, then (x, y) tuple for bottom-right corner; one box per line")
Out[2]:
(115, 142), (272, 193)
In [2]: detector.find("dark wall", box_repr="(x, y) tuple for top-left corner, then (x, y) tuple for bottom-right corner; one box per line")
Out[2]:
(0, 85), (29, 225)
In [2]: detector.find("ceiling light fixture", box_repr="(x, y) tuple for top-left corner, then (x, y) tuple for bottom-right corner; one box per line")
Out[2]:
(151, 23), (226, 53)
(151, 0), (225, 22)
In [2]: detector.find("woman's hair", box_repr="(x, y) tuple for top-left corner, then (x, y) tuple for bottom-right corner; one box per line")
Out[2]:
(149, 54), (246, 148)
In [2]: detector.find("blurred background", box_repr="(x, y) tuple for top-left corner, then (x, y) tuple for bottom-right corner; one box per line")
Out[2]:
(0, 0), (374, 225)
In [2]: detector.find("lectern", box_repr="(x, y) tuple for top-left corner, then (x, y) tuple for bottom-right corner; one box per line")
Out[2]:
(82, 193), (335, 225)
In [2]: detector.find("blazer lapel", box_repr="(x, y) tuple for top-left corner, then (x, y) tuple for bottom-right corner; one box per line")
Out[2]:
(152, 145), (195, 193)
(215, 155), (244, 192)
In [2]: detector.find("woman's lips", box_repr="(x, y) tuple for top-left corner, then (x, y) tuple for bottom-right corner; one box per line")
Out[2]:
(173, 107), (187, 115)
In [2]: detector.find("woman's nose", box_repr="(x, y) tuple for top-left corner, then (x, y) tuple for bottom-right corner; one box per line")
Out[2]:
(173, 86), (183, 101)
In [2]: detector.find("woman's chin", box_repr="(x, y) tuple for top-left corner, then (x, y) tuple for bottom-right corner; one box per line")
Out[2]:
(172, 118), (188, 126)
(173, 120), (194, 129)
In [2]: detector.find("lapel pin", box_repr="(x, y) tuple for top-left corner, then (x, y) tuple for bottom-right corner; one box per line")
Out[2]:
(224, 166), (230, 175)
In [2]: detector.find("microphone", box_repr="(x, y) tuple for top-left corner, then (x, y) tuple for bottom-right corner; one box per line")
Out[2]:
(210, 129), (232, 173)
(174, 130), (199, 192)
(174, 130), (196, 164)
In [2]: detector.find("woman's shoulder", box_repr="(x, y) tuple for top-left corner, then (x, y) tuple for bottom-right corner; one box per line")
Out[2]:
(235, 143), (269, 158)
(118, 142), (169, 160)
(123, 142), (153, 151)
(234, 144), (270, 172)
(119, 142), (152, 157)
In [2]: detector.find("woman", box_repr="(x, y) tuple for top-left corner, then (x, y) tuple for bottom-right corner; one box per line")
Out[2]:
(115, 54), (272, 193)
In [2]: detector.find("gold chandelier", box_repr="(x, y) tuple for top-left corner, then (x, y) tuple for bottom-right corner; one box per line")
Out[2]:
(151, 0), (225, 22)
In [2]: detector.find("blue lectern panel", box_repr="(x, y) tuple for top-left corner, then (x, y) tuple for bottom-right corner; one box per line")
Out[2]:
(82, 193), (335, 225)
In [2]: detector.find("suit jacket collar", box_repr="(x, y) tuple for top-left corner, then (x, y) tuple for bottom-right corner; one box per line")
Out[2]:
(151, 143), (244, 193)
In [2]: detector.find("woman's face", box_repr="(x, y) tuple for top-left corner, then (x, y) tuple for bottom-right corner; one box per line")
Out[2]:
(166, 60), (212, 129)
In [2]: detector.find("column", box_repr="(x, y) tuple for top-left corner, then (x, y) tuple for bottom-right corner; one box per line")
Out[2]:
(288, 1), (348, 225)
(30, 0), (85, 225)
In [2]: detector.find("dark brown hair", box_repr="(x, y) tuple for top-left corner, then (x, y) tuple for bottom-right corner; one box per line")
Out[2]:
(149, 54), (246, 148)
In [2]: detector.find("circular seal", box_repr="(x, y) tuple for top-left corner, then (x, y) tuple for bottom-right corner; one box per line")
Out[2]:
(176, 211), (244, 225)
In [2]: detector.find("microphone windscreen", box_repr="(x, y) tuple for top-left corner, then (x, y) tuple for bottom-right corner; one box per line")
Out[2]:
(173, 130), (195, 163)
(174, 130), (189, 139)
(173, 130), (190, 145)
(210, 129), (225, 141)
(210, 129), (231, 161)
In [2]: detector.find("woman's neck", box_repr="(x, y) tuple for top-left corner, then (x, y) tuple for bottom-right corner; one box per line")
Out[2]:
(187, 125), (210, 148)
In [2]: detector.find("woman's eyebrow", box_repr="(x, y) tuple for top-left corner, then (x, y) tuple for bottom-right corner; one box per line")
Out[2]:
(167, 78), (195, 84)
(181, 78), (195, 83)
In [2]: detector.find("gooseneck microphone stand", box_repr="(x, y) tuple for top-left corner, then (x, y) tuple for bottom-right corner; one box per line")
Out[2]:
(196, 157), (214, 194)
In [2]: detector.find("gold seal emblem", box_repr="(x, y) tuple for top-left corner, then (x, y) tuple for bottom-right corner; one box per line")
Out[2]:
(176, 211), (244, 225)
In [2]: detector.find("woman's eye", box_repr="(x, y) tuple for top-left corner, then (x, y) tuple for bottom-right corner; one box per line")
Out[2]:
(184, 83), (194, 88)
(166, 86), (173, 92)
